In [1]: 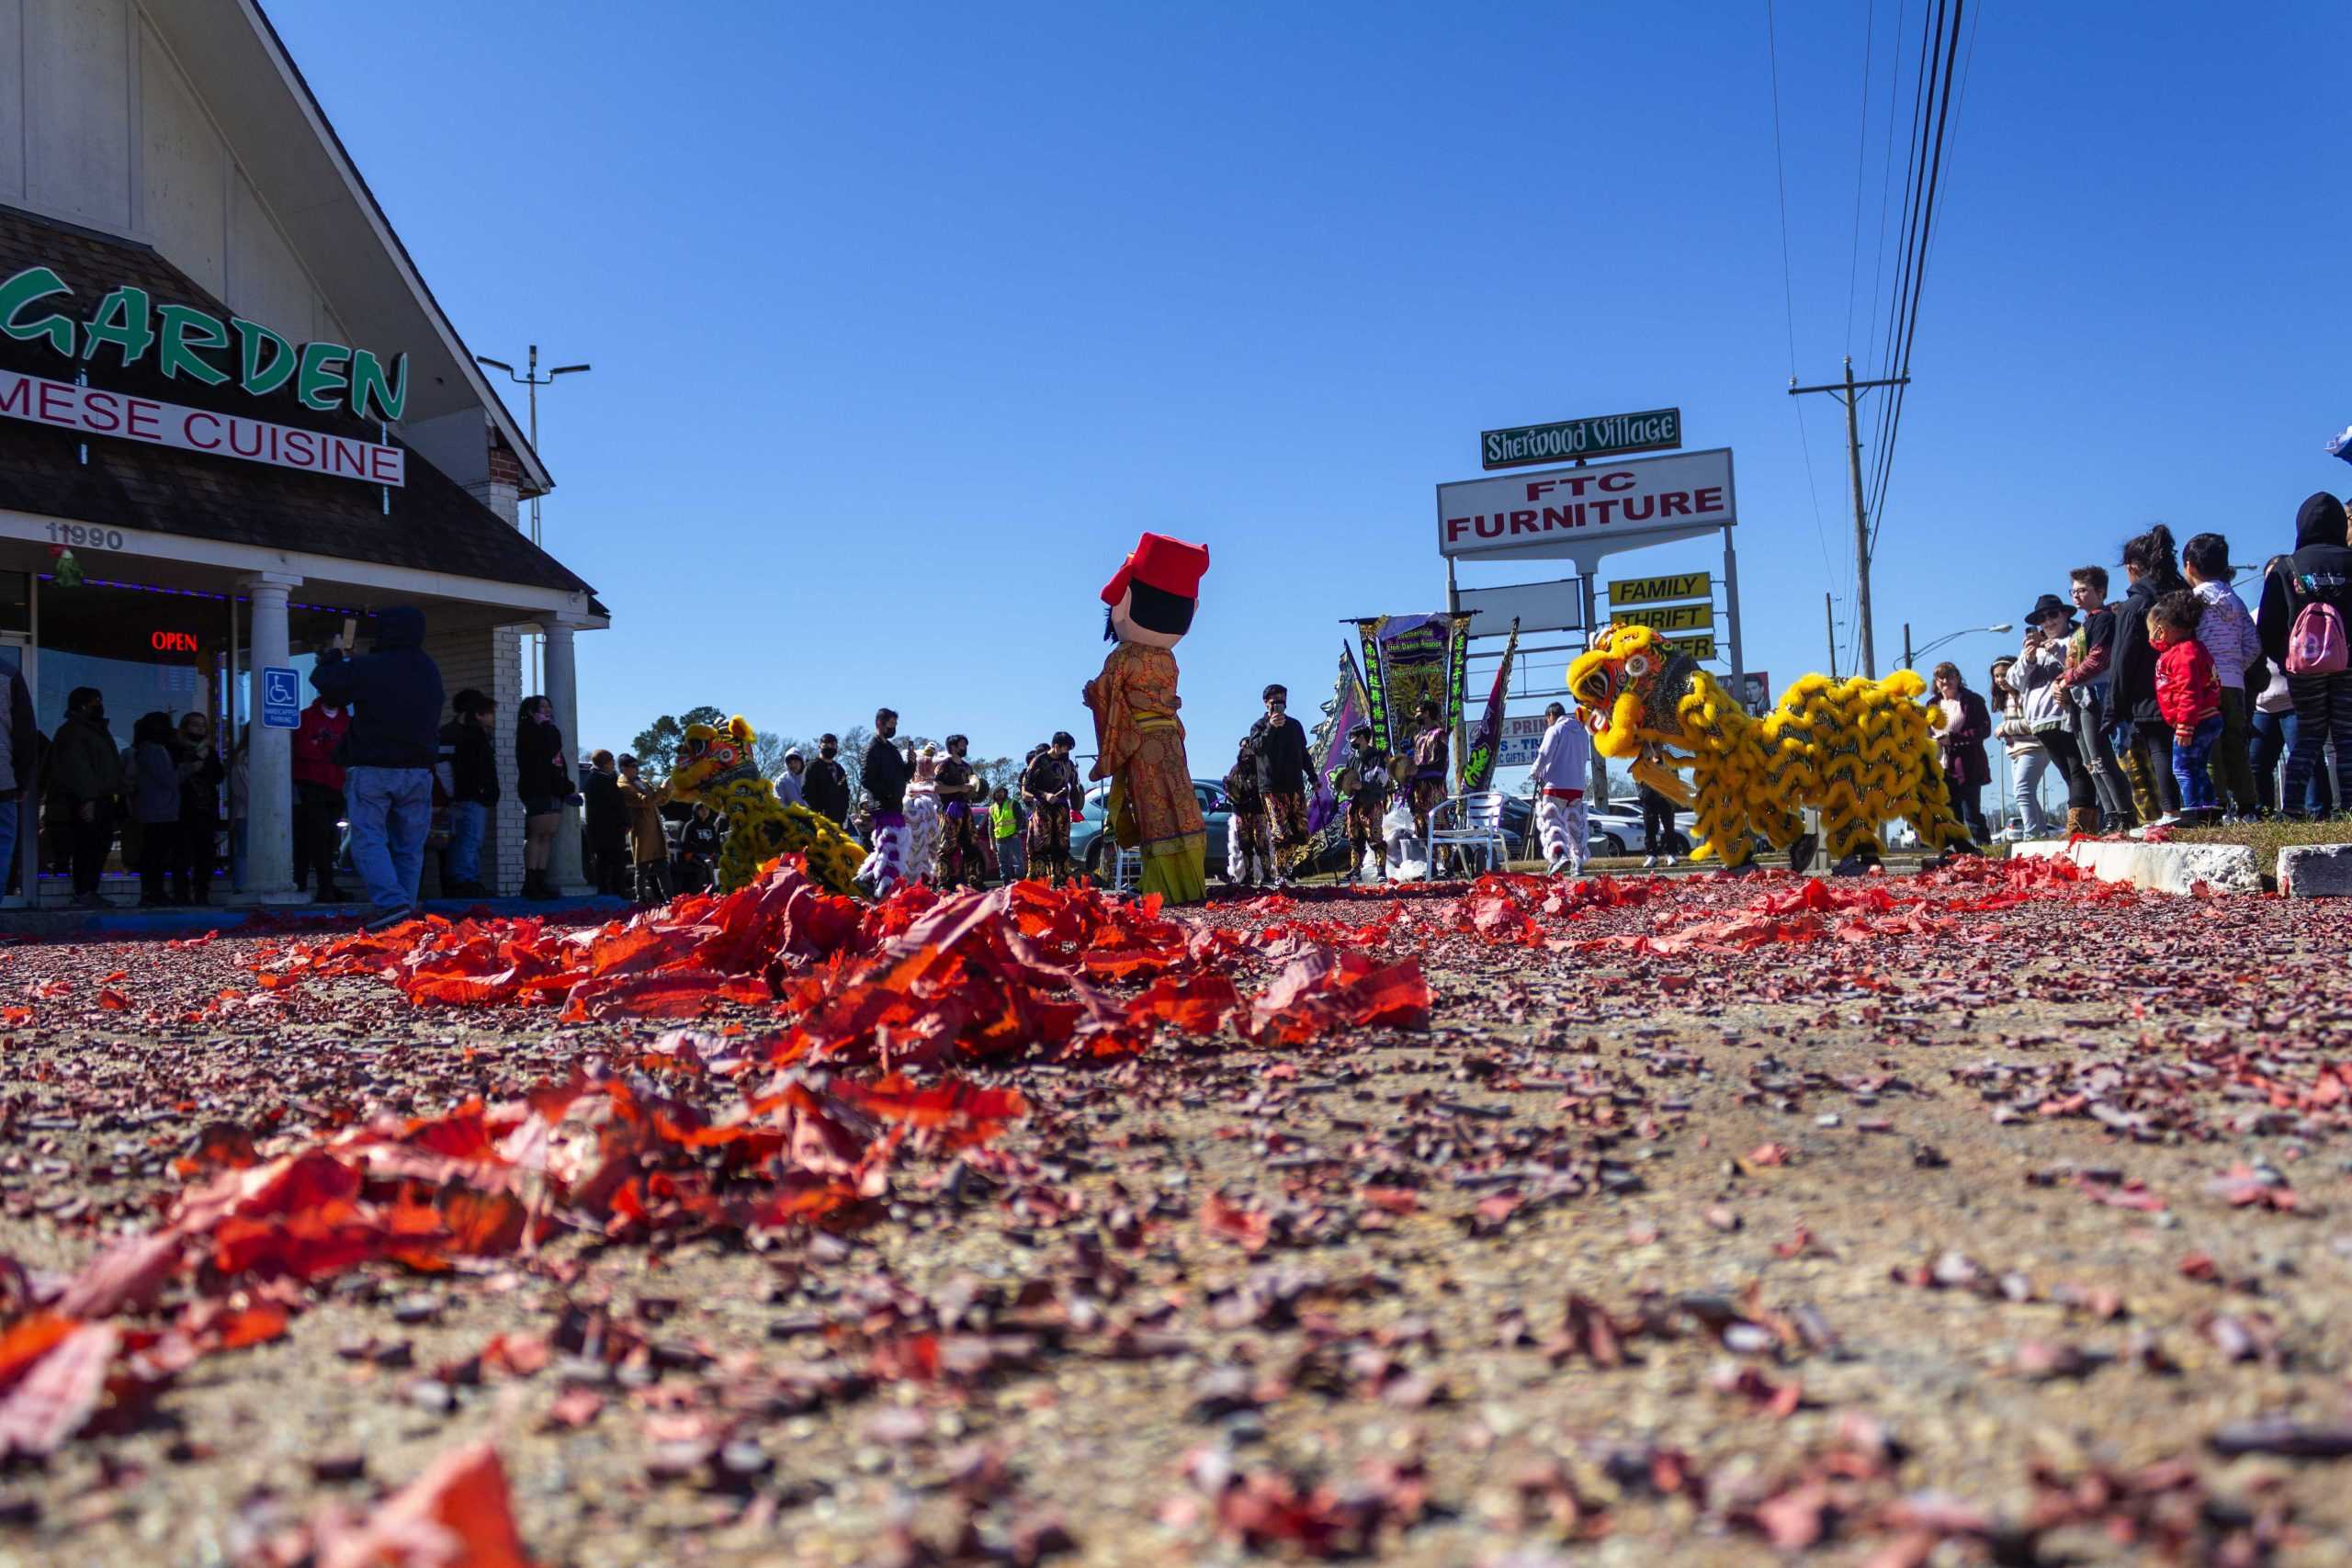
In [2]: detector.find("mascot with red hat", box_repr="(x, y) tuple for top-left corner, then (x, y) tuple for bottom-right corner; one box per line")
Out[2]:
(1084, 532), (1211, 904)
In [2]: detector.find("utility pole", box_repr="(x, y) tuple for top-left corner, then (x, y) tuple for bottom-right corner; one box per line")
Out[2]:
(1825, 592), (1838, 681)
(1790, 358), (1908, 679)
(1903, 622), (1914, 672)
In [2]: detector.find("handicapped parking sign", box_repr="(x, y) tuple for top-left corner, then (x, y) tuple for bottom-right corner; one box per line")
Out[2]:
(261, 666), (302, 729)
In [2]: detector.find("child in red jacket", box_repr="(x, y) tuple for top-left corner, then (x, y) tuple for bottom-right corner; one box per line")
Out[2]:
(2150, 591), (2222, 824)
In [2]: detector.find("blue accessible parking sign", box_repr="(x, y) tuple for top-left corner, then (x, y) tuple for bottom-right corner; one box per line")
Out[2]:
(261, 666), (302, 729)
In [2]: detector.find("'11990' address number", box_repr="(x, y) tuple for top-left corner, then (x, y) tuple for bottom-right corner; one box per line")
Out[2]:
(43, 524), (126, 551)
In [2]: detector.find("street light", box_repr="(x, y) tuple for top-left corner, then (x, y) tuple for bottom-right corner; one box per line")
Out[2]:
(476, 346), (591, 691)
(1903, 622), (2013, 669)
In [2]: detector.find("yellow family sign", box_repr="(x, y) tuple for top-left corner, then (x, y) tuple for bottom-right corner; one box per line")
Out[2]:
(1608, 571), (1711, 607)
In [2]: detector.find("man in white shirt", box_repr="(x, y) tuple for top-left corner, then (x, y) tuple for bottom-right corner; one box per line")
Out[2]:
(1527, 701), (1590, 877)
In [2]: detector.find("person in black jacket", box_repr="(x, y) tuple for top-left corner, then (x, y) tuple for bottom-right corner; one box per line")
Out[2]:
(514, 694), (575, 902)
(2256, 491), (2352, 817)
(582, 750), (628, 896)
(436, 689), (500, 897)
(2109, 525), (2187, 827)
(803, 732), (851, 824)
(311, 606), (444, 929)
(859, 707), (916, 887)
(1250, 683), (1311, 886)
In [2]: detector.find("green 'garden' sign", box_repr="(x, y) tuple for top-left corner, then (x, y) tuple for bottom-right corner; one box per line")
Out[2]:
(0, 265), (407, 423)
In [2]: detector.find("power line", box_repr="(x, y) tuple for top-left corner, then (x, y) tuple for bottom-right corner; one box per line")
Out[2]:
(1860, 0), (1911, 367)
(1863, 0), (1943, 534)
(1765, 0), (1844, 596)
(1842, 0), (1877, 357)
(1868, 0), (1967, 547)
(1765, 0), (1803, 376)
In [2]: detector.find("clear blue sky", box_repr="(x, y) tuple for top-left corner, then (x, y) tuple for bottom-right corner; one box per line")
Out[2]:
(270, 0), (2351, 772)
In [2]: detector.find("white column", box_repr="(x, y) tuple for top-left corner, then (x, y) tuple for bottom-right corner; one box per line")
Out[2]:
(541, 618), (591, 894)
(243, 573), (302, 900)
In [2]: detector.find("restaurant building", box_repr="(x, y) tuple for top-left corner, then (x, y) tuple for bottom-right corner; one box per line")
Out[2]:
(0, 0), (604, 901)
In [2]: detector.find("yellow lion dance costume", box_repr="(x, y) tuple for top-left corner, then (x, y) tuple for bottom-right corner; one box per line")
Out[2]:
(1566, 625), (1975, 871)
(667, 716), (868, 896)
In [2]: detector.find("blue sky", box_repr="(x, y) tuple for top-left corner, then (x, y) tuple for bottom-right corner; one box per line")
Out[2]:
(271, 0), (2352, 773)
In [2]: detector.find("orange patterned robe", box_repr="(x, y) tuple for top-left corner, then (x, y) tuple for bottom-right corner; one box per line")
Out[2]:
(1084, 642), (1206, 902)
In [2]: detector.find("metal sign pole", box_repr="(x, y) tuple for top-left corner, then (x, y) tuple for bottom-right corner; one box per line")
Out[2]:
(1579, 570), (1607, 805)
(1722, 520), (1745, 693)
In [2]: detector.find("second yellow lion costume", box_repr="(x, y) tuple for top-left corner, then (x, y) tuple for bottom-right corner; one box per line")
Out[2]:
(667, 716), (868, 895)
(1566, 625), (1975, 870)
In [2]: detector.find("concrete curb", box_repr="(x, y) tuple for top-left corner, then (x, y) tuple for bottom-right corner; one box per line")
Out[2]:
(2009, 837), (2264, 896)
(2278, 843), (2352, 898)
(0, 894), (635, 942)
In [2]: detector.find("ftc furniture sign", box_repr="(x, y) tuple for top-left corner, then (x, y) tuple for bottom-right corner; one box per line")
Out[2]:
(1437, 449), (1736, 562)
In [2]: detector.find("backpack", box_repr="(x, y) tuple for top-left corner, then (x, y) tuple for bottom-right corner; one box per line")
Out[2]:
(2288, 600), (2349, 675)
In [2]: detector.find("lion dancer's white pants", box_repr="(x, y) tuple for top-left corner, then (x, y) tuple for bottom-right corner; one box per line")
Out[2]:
(1536, 789), (1587, 873)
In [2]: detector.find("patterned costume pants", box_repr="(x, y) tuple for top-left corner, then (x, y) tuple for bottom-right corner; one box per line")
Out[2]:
(1265, 791), (1308, 871)
(937, 808), (986, 887)
(1229, 811), (1270, 881)
(1029, 807), (1072, 882)
(1409, 777), (1447, 836)
(860, 812), (909, 892)
(1345, 797), (1384, 865)
(1536, 791), (1586, 870)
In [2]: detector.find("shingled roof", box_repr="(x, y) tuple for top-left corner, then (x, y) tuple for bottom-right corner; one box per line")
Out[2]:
(0, 204), (598, 602)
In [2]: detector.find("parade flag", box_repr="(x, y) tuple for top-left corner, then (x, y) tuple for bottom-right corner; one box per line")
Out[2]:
(1353, 613), (1476, 756)
(1461, 617), (1519, 791)
(1306, 644), (1371, 836)
(2330, 423), (2352, 466)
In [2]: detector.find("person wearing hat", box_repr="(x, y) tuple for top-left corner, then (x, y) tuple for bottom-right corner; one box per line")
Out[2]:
(802, 733), (851, 825)
(1340, 722), (1390, 882)
(933, 733), (986, 889)
(435, 688), (500, 898)
(2014, 594), (2093, 836)
(1085, 532), (1211, 902)
(615, 754), (671, 904)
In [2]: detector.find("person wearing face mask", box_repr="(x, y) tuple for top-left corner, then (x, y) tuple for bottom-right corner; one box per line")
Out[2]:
(514, 694), (577, 902)
(45, 687), (122, 908)
(802, 734), (851, 825)
(857, 708), (915, 888)
(292, 692), (352, 902)
(776, 748), (808, 810)
(933, 734), (987, 889)
(1250, 685), (1311, 887)
(173, 711), (224, 905)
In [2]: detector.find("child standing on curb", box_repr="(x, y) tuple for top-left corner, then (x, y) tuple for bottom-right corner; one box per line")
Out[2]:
(2151, 591), (2222, 827)
(2182, 533), (2262, 818)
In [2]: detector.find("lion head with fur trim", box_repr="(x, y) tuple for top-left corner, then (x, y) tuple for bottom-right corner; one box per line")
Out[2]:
(670, 715), (761, 797)
(1566, 624), (1705, 761)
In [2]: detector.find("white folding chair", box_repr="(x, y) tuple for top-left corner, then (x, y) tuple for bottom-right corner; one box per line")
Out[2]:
(1109, 844), (1141, 891)
(1428, 791), (1509, 877)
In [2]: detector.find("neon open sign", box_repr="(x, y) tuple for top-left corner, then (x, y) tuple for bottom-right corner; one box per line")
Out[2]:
(151, 630), (198, 653)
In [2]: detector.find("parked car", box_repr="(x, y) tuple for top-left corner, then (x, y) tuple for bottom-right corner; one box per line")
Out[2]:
(1074, 779), (1232, 883)
(1584, 802), (1693, 860)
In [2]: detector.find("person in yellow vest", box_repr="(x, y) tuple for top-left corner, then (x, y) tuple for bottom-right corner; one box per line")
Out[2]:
(989, 785), (1026, 884)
